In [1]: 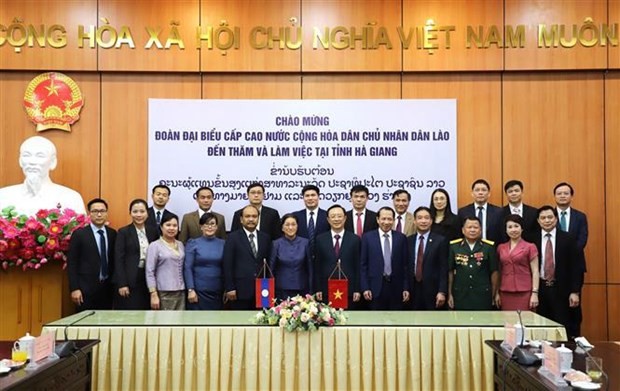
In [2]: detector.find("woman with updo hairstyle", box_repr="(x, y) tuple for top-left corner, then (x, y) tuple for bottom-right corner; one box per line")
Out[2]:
(184, 212), (225, 310)
(269, 214), (313, 301)
(113, 198), (159, 309)
(429, 188), (461, 240)
(495, 214), (540, 311)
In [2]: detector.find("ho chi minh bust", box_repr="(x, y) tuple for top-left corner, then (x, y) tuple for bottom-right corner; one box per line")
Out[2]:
(0, 136), (86, 216)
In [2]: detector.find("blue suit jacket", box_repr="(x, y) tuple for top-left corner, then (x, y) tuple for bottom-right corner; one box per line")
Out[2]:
(222, 229), (272, 300)
(408, 231), (448, 308)
(458, 203), (503, 244)
(292, 208), (330, 239)
(360, 230), (409, 298)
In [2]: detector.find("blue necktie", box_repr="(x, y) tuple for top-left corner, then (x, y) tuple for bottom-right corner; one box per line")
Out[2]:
(156, 211), (161, 225)
(383, 233), (392, 276)
(560, 211), (567, 232)
(98, 229), (108, 279)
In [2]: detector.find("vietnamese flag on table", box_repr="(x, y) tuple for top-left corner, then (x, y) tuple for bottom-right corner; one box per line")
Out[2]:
(328, 279), (348, 309)
(255, 277), (275, 308)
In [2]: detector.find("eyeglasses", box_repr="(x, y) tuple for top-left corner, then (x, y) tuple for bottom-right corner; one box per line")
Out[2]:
(90, 209), (107, 214)
(202, 223), (217, 227)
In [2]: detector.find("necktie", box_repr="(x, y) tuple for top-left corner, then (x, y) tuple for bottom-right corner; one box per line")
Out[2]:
(544, 233), (555, 281)
(513, 208), (521, 216)
(308, 211), (316, 252)
(356, 212), (363, 237)
(383, 233), (392, 276)
(249, 233), (257, 258)
(477, 206), (484, 238)
(416, 235), (424, 282)
(396, 216), (403, 233)
(334, 234), (341, 259)
(560, 211), (567, 232)
(156, 211), (161, 225)
(98, 229), (108, 279)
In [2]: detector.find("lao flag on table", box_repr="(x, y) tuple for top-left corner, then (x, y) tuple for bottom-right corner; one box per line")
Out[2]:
(255, 278), (275, 308)
(328, 279), (348, 309)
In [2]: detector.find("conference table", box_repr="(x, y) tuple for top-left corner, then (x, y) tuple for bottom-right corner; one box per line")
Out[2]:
(486, 340), (619, 390)
(0, 339), (99, 391)
(43, 311), (566, 391)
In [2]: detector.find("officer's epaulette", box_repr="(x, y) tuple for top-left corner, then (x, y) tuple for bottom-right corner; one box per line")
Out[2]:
(450, 238), (463, 245)
(481, 238), (495, 246)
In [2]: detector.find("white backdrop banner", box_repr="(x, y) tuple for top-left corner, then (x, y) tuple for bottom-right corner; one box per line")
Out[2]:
(148, 99), (457, 230)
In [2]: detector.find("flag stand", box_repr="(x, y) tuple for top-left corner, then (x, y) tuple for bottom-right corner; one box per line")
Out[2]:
(255, 259), (275, 309)
(328, 259), (349, 309)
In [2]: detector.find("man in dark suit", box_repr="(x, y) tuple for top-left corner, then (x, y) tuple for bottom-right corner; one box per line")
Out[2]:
(146, 184), (175, 230)
(360, 207), (410, 310)
(292, 185), (329, 253)
(315, 204), (361, 308)
(179, 186), (226, 243)
(344, 184), (378, 237)
(502, 180), (538, 242)
(554, 182), (589, 337)
(533, 205), (584, 337)
(231, 182), (281, 240)
(458, 179), (503, 244)
(67, 198), (117, 310)
(223, 205), (272, 310)
(408, 207), (448, 310)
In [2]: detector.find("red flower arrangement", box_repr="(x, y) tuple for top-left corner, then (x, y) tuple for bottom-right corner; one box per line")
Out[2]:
(0, 206), (89, 271)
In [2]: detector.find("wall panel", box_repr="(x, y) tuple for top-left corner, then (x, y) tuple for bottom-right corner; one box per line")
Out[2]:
(98, 0), (200, 71)
(302, 74), (401, 99)
(200, 0), (301, 72)
(505, 0), (608, 70)
(0, 72), (101, 204)
(0, 0), (98, 70)
(301, 0), (402, 72)
(402, 0), (503, 71)
(503, 73), (606, 286)
(610, 0), (620, 68)
(402, 73), (503, 208)
(581, 284), (608, 341)
(605, 73), (620, 283)
(100, 74), (202, 227)
(608, 285), (620, 340)
(202, 74), (302, 98)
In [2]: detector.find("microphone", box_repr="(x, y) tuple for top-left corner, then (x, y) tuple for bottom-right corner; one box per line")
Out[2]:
(576, 340), (609, 391)
(55, 310), (96, 358)
(511, 310), (540, 366)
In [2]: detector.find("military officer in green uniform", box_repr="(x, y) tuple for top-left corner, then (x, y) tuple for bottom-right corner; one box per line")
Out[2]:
(448, 216), (499, 310)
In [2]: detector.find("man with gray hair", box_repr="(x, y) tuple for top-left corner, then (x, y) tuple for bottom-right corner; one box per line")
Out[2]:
(0, 136), (85, 215)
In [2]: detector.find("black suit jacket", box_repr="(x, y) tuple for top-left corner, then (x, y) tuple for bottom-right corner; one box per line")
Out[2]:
(146, 207), (176, 230)
(113, 224), (159, 288)
(67, 225), (117, 294)
(502, 203), (539, 242)
(314, 230), (361, 297)
(293, 208), (330, 239)
(222, 229), (272, 300)
(231, 205), (281, 240)
(458, 203), (503, 244)
(344, 209), (378, 236)
(533, 230), (584, 297)
(408, 231), (448, 308)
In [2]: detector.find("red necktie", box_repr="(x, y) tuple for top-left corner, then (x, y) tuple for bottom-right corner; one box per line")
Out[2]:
(356, 212), (363, 238)
(544, 233), (555, 281)
(334, 234), (341, 259)
(416, 235), (424, 282)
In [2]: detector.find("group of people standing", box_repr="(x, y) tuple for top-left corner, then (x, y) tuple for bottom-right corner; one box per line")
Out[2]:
(66, 178), (587, 338)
